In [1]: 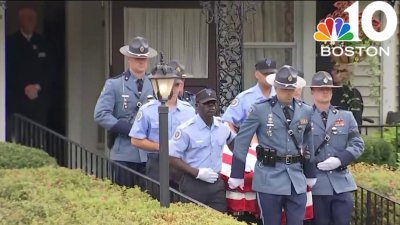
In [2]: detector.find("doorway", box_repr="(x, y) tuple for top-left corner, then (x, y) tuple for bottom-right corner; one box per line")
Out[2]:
(5, 1), (66, 136)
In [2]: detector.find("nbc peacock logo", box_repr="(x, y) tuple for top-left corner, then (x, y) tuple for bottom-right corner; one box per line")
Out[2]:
(314, 18), (354, 42)
(314, 1), (397, 58)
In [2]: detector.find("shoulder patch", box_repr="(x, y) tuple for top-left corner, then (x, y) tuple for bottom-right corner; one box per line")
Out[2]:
(173, 129), (182, 140)
(135, 111), (143, 121)
(230, 98), (239, 107)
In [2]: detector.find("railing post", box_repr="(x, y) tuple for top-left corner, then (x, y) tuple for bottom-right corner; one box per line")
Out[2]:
(366, 191), (372, 225)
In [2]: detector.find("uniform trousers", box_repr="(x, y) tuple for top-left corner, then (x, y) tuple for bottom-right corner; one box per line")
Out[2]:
(257, 184), (306, 225)
(312, 192), (353, 225)
(112, 160), (146, 188)
(179, 173), (227, 212)
(145, 153), (182, 200)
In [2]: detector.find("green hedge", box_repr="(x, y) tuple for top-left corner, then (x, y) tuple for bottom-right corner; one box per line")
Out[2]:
(356, 137), (397, 167)
(351, 163), (400, 201)
(0, 167), (247, 225)
(0, 142), (57, 169)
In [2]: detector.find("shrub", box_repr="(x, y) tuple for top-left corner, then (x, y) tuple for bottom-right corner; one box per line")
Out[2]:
(357, 137), (397, 167)
(351, 163), (400, 201)
(0, 167), (247, 225)
(0, 142), (57, 169)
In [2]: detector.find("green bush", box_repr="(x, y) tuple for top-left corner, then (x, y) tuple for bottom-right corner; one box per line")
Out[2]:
(350, 163), (400, 224)
(0, 142), (57, 169)
(0, 167), (247, 225)
(356, 137), (397, 167)
(351, 163), (400, 201)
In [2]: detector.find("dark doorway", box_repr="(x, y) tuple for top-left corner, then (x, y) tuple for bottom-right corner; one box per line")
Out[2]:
(315, 1), (336, 72)
(5, 1), (66, 136)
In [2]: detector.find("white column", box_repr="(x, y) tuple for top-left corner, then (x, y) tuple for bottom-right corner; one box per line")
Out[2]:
(301, 1), (316, 105)
(381, 1), (399, 124)
(0, 2), (5, 141)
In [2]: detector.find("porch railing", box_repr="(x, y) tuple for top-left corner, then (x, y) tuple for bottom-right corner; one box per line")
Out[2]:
(9, 113), (400, 224)
(10, 113), (210, 209)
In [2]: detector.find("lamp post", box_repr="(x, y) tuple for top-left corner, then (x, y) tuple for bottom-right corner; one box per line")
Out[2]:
(148, 53), (178, 207)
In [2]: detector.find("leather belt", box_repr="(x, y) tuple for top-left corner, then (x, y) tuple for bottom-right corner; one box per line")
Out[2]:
(276, 155), (302, 165)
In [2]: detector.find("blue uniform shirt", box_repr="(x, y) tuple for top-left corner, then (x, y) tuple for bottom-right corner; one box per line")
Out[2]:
(129, 99), (195, 159)
(311, 105), (364, 195)
(222, 83), (276, 126)
(169, 115), (236, 173)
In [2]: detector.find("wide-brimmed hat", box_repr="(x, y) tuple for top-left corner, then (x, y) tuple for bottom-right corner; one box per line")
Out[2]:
(196, 88), (217, 103)
(266, 73), (306, 88)
(119, 36), (157, 58)
(307, 71), (342, 88)
(266, 65), (298, 89)
(255, 58), (277, 74)
(167, 60), (194, 78)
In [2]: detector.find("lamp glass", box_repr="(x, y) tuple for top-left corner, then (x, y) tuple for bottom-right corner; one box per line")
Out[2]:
(158, 78), (175, 100)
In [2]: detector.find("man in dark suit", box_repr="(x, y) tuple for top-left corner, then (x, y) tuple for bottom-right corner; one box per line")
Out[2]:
(6, 7), (56, 139)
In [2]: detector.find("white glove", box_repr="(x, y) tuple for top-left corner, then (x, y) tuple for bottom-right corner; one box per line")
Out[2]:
(306, 178), (317, 188)
(196, 168), (219, 183)
(317, 157), (342, 171)
(228, 178), (245, 190)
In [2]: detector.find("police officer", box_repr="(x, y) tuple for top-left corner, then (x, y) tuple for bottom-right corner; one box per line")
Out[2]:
(94, 36), (157, 187)
(222, 58), (277, 135)
(308, 71), (364, 225)
(228, 65), (317, 225)
(129, 63), (195, 191)
(167, 60), (196, 107)
(169, 88), (235, 212)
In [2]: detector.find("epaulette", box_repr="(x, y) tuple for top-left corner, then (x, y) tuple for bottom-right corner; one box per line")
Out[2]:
(180, 101), (192, 107)
(294, 98), (305, 107)
(179, 117), (196, 130)
(254, 97), (272, 105)
(140, 99), (158, 110)
(110, 74), (123, 79)
(267, 95), (278, 107)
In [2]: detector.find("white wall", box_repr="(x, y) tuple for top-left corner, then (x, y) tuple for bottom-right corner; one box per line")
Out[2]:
(0, 3), (5, 141)
(300, 1), (316, 105)
(66, 1), (105, 152)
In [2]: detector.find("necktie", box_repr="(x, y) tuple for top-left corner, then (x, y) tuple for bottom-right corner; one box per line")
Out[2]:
(283, 106), (292, 125)
(137, 79), (143, 94)
(321, 111), (328, 127)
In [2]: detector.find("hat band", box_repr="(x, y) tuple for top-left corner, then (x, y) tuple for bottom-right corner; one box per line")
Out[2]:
(127, 49), (150, 57)
(274, 79), (297, 88)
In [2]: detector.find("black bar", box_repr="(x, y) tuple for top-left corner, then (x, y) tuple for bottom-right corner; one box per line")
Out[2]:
(158, 103), (170, 207)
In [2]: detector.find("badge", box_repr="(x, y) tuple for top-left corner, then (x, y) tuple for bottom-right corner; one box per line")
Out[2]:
(139, 46), (145, 53)
(135, 111), (143, 121)
(335, 119), (345, 127)
(331, 126), (338, 135)
(288, 75), (293, 82)
(299, 118), (308, 125)
(230, 98), (239, 107)
(266, 113), (273, 136)
(173, 129), (182, 140)
(323, 77), (328, 84)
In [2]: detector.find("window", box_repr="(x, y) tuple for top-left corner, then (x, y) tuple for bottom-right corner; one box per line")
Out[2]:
(242, 1), (296, 89)
(124, 8), (208, 78)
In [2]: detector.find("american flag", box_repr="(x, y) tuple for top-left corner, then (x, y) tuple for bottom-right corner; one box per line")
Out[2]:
(220, 144), (313, 223)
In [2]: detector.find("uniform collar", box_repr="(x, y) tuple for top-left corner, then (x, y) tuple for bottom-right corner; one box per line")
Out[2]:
(125, 69), (146, 81)
(254, 83), (276, 100)
(313, 104), (337, 114)
(194, 114), (220, 129)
